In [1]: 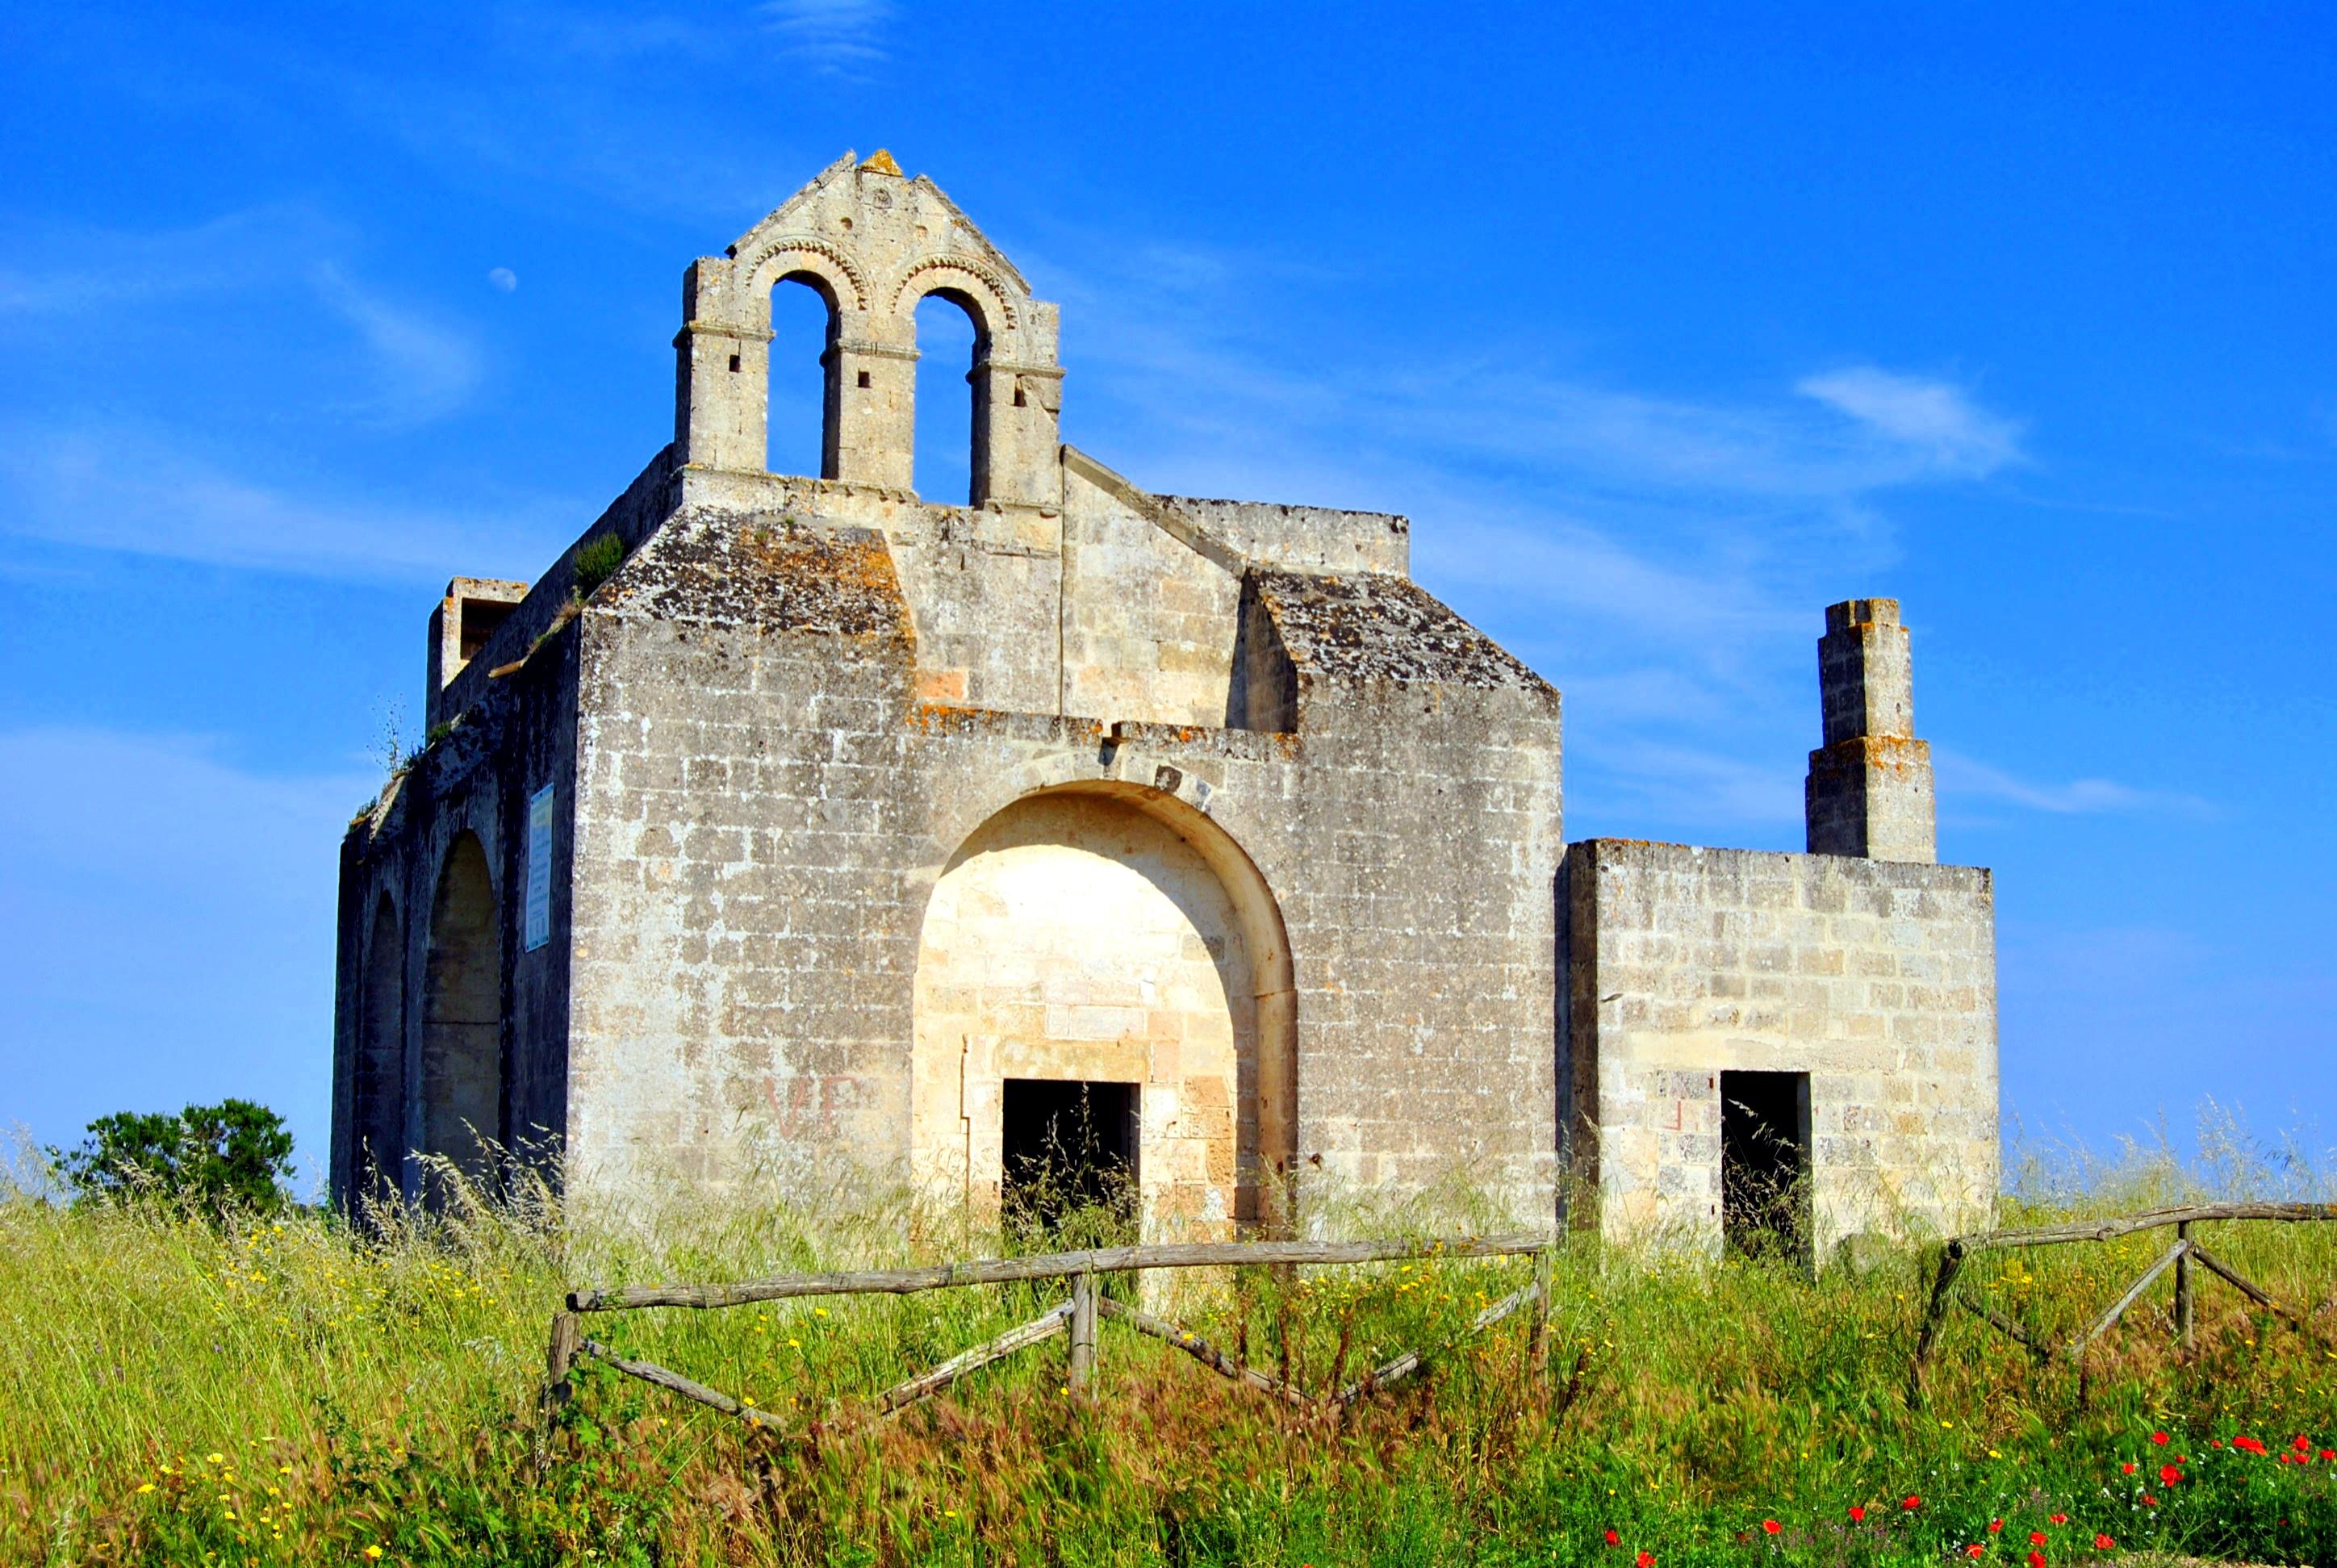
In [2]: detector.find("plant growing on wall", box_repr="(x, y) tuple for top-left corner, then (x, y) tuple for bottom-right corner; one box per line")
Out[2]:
(571, 533), (627, 596)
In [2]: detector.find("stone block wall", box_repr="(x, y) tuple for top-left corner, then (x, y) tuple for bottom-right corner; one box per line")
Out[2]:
(537, 496), (1564, 1225)
(1559, 839), (1996, 1252)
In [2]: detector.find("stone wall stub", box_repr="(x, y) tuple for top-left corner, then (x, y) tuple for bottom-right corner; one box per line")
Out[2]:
(1560, 839), (1997, 1255)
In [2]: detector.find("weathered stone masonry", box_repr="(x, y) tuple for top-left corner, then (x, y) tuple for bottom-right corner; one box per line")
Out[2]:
(331, 151), (1996, 1252)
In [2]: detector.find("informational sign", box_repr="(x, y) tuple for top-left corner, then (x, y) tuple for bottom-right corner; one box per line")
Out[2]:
(525, 784), (555, 952)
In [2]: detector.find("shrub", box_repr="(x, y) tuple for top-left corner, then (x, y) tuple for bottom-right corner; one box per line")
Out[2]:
(47, 1098), (295, 1216)
(572, 533), (627, 596)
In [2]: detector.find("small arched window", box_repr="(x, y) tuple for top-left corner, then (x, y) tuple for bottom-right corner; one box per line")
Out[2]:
(913, 291), (985, 504)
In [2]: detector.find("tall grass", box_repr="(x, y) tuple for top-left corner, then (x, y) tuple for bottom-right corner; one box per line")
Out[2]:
(3, 1115), (2333, 1566)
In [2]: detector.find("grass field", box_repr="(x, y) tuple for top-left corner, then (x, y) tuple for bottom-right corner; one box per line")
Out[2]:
(3, 1128), (2333, 1567)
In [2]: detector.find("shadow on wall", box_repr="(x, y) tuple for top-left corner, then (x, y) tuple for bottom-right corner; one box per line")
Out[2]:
(910, 784), (1296, 1240)
(420, 831), (502, 1201)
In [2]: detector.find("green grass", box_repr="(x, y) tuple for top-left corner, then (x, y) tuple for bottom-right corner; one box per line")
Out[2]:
(2, 1133), (2332, 1567)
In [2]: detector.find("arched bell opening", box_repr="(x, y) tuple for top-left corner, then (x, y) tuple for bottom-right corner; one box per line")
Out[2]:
(767, 271), (840, 480)
(912, 289), (986, 506)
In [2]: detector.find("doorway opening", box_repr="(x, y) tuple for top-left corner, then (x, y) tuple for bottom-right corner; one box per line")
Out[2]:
(1720, 1070), (1811, 1265)
(1001, 1078), (1138, 1238)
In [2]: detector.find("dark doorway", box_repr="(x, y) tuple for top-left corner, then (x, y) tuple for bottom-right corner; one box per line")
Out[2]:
(1720, 1071), (1811, 1265)
(1001, 1078), (1138, 1230)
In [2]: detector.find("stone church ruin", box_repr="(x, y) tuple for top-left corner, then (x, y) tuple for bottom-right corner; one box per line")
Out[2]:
(333, 151), (1998, 1252)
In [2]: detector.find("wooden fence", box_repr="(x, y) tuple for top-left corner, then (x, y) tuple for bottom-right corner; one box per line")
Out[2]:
(544, 1231), (1557, 1436)
(1907, 1202), (2337, 1404)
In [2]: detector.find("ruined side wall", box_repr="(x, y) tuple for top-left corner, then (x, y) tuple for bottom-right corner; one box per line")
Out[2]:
(1559, 840), (1996, 1254)
(331, 617), (582, 1206)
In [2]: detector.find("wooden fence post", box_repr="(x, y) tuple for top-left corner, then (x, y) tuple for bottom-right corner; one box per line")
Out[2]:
(535, 1310), (582, 1480)
(1528, 1251), (1553, 1374)
(1068, 1270), (1097, 1395)
(1907, 1241), (1965, 1407)
(2174, 1221), (2193, 1352)
(543, 1311), (582, 1417)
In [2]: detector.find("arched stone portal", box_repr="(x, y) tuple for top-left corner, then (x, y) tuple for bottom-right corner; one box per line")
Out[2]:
(912, 784), (1295, 1239)
(352, 893), (405, 1198)
(421, 831), (502, 1193)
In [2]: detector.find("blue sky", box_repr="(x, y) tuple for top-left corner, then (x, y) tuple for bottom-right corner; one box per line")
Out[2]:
(2, 2), (2331, 1189)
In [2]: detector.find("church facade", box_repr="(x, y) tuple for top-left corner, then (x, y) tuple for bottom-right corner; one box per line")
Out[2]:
(332, 153), (1997, 1252)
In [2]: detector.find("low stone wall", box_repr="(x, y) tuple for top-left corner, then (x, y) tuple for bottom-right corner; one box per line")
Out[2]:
(1560, 839), (1996, 1255)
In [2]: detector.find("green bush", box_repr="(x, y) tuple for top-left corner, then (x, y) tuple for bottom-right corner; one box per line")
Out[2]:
(572, 533), (627, 596)
(47, 1098), (295, 1216)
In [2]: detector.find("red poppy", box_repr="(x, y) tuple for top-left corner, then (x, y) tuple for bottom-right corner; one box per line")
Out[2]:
(2026, 1553), (2045, 1568)
(1904, 1496), (1922, 1512)
(1964, 1547), (1984, 1559)
(2047, 1515), (2067, 1525)
(2322, 1450), (2335, 1462)
(1762, 1520), (1781, 1536)
(1988, 1520), (2004, 1534)
(2159, 1463), (2181, 1486)
(2142, 1494), (2159, 1507)
(1637, 1553), (1655, 1568)
(1604, 1530), (1620, 1547)
(1849, 1506), (1866, 1523)
(2094, 1537), (2114, 1551)
(2209, 1438), (2223, 1449)
(2151, 1431), (2169, 1445)
(2121, 1462), (2137, 1474)
(2295, 1435), (2313, 1452)
(2029, 1533), (2047, 1547)
(2234, 1435), (2268, 1456)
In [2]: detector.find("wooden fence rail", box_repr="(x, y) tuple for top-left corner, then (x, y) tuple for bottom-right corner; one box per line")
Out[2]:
(1907, 1202), (2337, 1405)
(564, 1231), (1553, 1312)
(545, 1231), (1556, 1442)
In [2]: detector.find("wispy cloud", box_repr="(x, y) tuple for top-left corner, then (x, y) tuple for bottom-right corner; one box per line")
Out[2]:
(0, 421), (570, 583)
(1015, 227), (2034, 836)
(0, 206), (343, 315)
(311, 263), (483, 424)
(1936, 750), (2214, 818)
(1798, 366), (2024, 477)
(1035, 230), (2025, 510)
(0, 208), (486, 424)
(759, 0), (893, 74)
(1571, 738), (1805, 831)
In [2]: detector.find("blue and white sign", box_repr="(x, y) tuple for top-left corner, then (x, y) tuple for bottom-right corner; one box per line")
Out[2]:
(525, 784), (555, 952)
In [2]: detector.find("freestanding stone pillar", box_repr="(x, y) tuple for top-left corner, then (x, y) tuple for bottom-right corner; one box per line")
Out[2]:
(1804, 597), (1937, 863)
